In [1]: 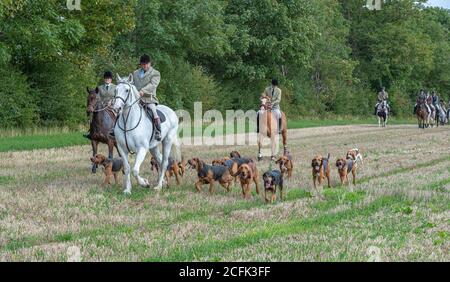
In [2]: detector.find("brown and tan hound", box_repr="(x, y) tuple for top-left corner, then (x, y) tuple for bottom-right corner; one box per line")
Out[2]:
(90, 154), (124, 187)
(188, 158), (233, 194)
(346, 148), (364, 165)
(311, 154), (331, 198)
(233, 162), (261, 199)
(275, 152), (293, 178)
(336, 158), (358, 186)
(150, 156), (184, 187)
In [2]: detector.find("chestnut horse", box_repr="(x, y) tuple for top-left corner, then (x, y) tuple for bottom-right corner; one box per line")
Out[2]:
(258, 95), (288, 161)
(86, 87), (117, 173)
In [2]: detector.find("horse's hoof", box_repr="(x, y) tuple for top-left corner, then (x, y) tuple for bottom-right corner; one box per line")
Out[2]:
(153, 185), (162, 191)
(92, 167), (97, 174)
(123, 190), (131, 195)
(258, 157), (263, 162)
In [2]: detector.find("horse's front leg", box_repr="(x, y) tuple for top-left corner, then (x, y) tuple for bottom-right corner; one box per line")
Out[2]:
(271, 131), (277, 160)
(91, 140), (98, 173)
(107, 139), (114, 159)
(133, 147), (150, 188)
(117, 146), (132, 194)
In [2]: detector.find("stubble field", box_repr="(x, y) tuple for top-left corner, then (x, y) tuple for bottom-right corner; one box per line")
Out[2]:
(0, 124), (449, 261)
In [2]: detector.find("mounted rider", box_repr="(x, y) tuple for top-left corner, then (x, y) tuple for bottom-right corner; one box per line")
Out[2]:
(98, 71), (116, 106)
(84, 71), (116, 140)
(426, 91), (435, 117)
(133, 54), (162, 141)
(109, 55), (162, 141)
(432, 91), (440, 111)
(414, 89), (429, 115)
(257, 79), (282, 134)
(374, 87), (390, 115)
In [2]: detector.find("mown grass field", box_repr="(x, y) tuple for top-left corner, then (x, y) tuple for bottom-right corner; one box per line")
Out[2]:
(0, 124), (448, 261)
(0, 118), (415, 152)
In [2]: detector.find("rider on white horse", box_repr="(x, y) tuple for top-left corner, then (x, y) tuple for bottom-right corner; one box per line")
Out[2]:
(257, 79), (282, 134)
(374, 87), (390, 115)
(110, 55), (162, 141)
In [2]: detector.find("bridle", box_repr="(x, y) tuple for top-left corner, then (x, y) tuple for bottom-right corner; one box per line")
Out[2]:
(113, 81), (144, 154)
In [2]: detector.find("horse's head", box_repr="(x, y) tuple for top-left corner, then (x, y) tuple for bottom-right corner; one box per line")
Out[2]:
(86, 87), (99, 115)
(260, 94), (272, 111)
(113, 74), (137, 112)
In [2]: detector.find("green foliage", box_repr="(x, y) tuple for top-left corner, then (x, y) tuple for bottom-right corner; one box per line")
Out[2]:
(1, 0), (450, 127)
(0, 66), (37, 127)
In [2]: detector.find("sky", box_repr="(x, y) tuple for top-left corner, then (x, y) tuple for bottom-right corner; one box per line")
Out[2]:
(424, 0), (450, 9)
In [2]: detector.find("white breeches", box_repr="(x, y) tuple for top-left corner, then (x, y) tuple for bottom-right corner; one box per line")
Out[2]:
(148, 103), (158, 119)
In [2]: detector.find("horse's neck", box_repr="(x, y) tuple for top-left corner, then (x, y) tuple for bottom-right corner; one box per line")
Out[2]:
(121, 91), (142, 124)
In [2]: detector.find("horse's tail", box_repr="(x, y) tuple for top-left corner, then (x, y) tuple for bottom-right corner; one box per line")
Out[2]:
(170, 133), (182, 162)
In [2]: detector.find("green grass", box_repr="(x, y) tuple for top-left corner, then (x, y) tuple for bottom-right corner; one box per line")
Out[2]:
(0, 132), (87, 152)
(0, 118), (416, 152)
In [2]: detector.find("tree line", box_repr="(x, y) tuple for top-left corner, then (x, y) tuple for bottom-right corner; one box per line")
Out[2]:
(0, 0), (449, 128)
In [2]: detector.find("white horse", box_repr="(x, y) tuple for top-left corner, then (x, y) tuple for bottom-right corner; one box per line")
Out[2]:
(376, 100), (388, 127)
(112, 74), (181, 194)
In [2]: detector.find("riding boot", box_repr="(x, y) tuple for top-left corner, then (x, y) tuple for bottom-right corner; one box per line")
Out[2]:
(256, 114), (259, 133)
(413, 106), (417, 115)
(374, 106), (377, 115)
(154, 117), (162, 141)
(278, 117), (282, 134)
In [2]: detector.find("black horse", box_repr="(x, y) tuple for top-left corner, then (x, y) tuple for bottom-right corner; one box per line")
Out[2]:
(86, 87), (117, 173)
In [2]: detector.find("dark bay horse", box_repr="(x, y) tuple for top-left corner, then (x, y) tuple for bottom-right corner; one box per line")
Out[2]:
(416, 103), (428, 129)
(86, 87), (117, 173)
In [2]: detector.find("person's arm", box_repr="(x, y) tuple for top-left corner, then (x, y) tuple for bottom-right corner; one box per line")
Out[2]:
(141, 71), (161, 96)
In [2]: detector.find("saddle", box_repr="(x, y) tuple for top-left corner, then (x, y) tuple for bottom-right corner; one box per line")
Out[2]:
(141, 103), (167, 123)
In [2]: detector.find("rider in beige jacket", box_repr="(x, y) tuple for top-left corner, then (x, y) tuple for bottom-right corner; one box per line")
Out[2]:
(133, 54), (162, 141)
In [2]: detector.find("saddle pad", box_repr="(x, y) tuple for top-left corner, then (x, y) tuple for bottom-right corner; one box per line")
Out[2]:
(145, 107), (167, 123)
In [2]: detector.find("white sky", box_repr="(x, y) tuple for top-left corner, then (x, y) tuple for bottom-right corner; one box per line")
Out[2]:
(424, 0), (450, 9)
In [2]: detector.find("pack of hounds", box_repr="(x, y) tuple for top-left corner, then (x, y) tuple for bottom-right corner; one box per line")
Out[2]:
(90, 148), (364, 203)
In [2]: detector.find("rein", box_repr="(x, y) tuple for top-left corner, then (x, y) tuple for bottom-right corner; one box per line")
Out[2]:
(114, 82), (144, 154)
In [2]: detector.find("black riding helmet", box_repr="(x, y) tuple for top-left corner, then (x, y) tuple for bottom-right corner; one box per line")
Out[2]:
(140, 54), (151, 64)
(103, 71), (113, 79)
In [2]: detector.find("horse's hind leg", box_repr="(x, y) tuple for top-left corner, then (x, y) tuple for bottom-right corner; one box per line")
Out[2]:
(154, 133), (174, 190)
(150, 147), (162, 167)
(133, 147), (150, 188)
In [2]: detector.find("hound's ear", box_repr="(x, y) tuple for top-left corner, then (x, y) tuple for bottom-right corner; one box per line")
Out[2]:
(95, 87), (99, 94)
(116, 73), (121, 81)
(128, 73), (133, 84)
(275, 158), (281, 164)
